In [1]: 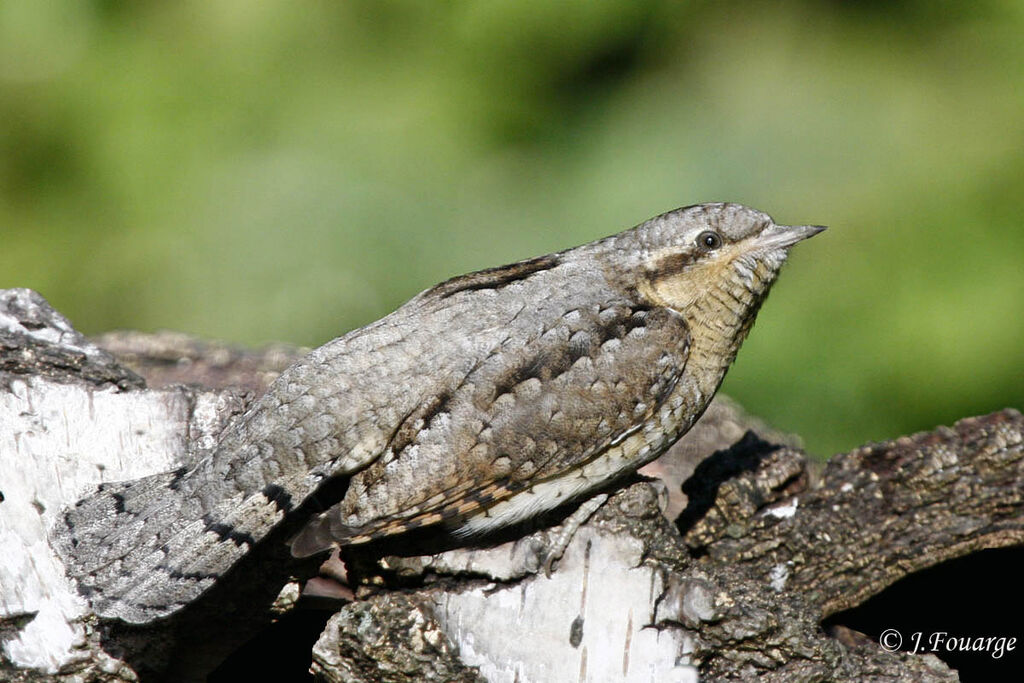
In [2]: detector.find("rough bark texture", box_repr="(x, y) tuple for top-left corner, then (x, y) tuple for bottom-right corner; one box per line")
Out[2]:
(1, 289), (1020, 681)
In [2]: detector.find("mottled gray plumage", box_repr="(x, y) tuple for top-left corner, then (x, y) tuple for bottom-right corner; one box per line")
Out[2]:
(52, 203), (823, 623)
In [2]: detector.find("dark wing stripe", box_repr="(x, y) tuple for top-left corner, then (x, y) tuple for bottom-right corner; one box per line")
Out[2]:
(423, 254), (561, 300)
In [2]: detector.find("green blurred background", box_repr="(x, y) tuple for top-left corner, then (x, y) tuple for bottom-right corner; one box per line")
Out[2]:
(1, 0), (1021, 457)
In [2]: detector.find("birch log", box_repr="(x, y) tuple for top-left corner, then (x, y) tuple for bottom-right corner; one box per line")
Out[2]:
(1, 289), (1020, 682)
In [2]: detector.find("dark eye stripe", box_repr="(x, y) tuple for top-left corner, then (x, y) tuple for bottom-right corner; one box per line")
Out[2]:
(649, 251), (697, 279)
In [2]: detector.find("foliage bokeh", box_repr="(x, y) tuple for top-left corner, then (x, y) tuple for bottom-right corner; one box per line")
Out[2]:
(2, 0), (1021, 456)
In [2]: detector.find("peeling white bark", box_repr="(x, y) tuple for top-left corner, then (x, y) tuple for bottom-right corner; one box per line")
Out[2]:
(431, 527), (698, 683)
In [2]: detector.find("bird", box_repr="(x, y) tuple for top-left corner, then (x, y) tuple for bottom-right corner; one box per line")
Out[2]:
(53, 202), (824, 624)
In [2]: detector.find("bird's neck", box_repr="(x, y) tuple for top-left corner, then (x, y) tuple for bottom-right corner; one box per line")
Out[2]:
(685, 261), (778, 405)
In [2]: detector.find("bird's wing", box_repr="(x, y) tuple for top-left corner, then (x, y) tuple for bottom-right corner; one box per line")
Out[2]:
(290, 301), (691, 555)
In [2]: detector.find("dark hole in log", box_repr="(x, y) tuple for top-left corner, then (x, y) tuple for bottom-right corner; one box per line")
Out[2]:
(824, 546), (1024, 682)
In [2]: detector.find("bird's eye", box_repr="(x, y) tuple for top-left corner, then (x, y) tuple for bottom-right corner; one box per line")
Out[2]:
(696, 231), (722, 251)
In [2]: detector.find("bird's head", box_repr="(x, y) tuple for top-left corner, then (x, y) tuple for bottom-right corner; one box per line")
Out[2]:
(626, 203), (825, 317)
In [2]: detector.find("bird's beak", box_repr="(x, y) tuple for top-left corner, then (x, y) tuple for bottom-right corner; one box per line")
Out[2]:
(756, 223), (827, 250)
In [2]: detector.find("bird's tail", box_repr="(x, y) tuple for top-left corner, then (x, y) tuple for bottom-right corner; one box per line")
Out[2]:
(51, 465), (259, 624)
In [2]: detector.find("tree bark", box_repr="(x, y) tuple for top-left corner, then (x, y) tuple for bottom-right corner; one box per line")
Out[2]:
(1, 289), (1019, 681)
